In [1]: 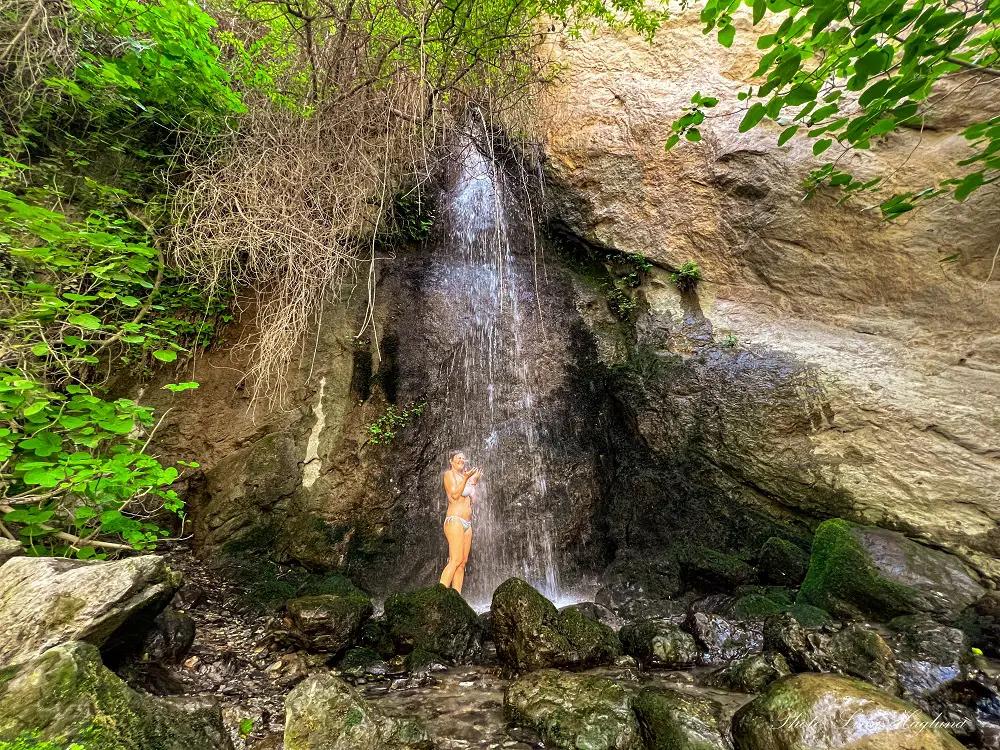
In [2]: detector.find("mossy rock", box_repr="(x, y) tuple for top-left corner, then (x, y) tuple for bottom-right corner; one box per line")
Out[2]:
(757, 537), (810, 587)
(403, 648), (448, 675)
(796, 519), (984, 622)
(287, 593), (374, 654)
(705, 652), (791, 694)
(783, 602), (832, 628)
(674, 545), (754, 592)
(732, 673), (964, 750)
(383, 584), (479, 661)
(733, 594), (784, 620)
(0, 642), (229, 750)
(825, 624), (901, 695)
(338, 648), (388, 679)
(633, 687), (729, 750)
(492, 578), (620, 672)
(619, 619), (698, 668)
(504, 669), (642, 750)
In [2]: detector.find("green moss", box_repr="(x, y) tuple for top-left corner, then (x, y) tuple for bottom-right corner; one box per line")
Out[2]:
(345, 707), (364, 728)
(734, 595), (784, 620)
(796, 519), (916, 620)
(633, 687), (725, 750)
(784, 603), (832, 628)
(674, 544), (754, 588)
(383, 584), (478, 660)
(556, 608), (621, 663)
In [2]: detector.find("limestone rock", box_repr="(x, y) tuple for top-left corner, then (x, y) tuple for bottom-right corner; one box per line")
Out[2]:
(797, 519), (985, 621)
(824, 624), (901, 695)
(0, 555), (178, 667)
(890, 615), (970, 698)
(287, 592), (374, 654)
(757, 538), (810, 587)
(383, 584), (479, 661)
(619, 619), (699, 668)
(762, 613), (830, 673)
(504, 669), (642, 750)
(492, 577), (620, 672)
(706, 652), (791, 694)
(731, 673), (965, 750)
(686, 613), (764, 664)
(0, 641), (231, 749)
(0, 539), (24, 567)
(284, 672), (432, 750)
(633, 687), (731, 750)
(956, 592), (1000, 658)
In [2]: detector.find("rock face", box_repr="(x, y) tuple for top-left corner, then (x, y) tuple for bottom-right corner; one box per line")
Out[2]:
(284, 672), (432, 750)
(731, 673), (965, 750)
(287, 592), (374, 654)
(890, 615), (970, 698)
(382, 584), (479, 661)
(757, 538), (810, 587)
(0, 539), (23, 567)
(541, 10), (1000, 582)
(633, 688), (731, 750)
(0, 556), (178, 667)
(0, 641), (231, 749)
(504, 669), (642, 750)
(619, 619), (699, 668)
(491, 578), (621, 671)
(796, 519), (984, 621)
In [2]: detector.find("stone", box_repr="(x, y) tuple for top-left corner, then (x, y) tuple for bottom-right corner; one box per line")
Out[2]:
(619, 619), (699, 668)
(796, 519), (985, 622)
(503, 669), (642, 750)
(561, 601), (625, 631)
(706, 652), (791, 694)
(0, 555), (178, 667)
(403, 648), (448, 676)
(633, 687), (731, 750)
(0, 641), (231, 749)
(338, 647), (389, 679)
(0, 539), (24, 567)
(283, 672), (432, 750)
(890, 615), (970, 698)
(757, 538), (810, 587)
(140, 606), (196, 664)
(732, 594), (784, 621)
(675, 545), (755, 592)
(595, 550), (684, 619)
(491, 577), (621, 672)
(824, 624), (901, 695)
(732, 673), (965, 750)
(762, 613), (829, 673)
(287, 592), (374, 654)
(686, 613), (764, 664)
(956, 591), (1000, 658)
(383, 584), (479, 661)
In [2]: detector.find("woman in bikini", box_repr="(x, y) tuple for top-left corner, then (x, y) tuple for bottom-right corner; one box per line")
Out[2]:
(439, 451), (482, 593)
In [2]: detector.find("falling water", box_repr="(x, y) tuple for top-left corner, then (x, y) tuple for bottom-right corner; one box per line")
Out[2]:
(436, 132), (562, 609)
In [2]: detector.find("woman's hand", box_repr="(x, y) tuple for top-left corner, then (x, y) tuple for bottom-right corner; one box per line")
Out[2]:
(463, 467), (478, 479)
(472, 468), (484, 481)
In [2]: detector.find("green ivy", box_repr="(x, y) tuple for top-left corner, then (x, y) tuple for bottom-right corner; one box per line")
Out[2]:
(367, 402), (427, 445)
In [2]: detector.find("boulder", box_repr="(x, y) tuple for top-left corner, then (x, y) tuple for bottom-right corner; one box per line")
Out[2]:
(338, 647), (390, 679)
(595, 550), (684, 619)
(633, 687), (731, 750)
(382, 584), (479, 661)
(504, 669), (642, 750)
(706, 652), (791, 694)
(732, 673), (965, 750)
(686, 613), (763, 664)
(0, 539), (24, 567)
(797, 519), (984, 622)
(675, 545), (755, 592)
(561, 601), (624, 631)
(139, 606), (196, 664)
(824, 624), (901, 695)
(491, 578), (620, 672)
(757, 538), (810, 587)
(733, 594), (784, 621)
(762, 613), (830, 673)
(403, 648), (449, 676)
(619, 619), (699, 668)
(287, 592), (374, 654)
(890, 615), (970, 698)
(0, 556), (178, 667)
(0, 641), (231, 749)
(956, 591), (1000, 658)
(284, 672), (432, 750)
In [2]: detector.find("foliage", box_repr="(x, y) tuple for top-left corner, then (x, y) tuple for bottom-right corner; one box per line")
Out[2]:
(238, 718), (254, 739)
(394, 192), (436, 243)
(0, 737), (84, 750)
(366, 402), (427, 445)
(722, 333), (740, 348)
(667, 0), (1000, 216)
(670, 261), (703, 292)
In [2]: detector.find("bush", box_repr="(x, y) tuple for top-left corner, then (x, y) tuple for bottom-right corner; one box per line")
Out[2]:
(669, 261), (703, 292)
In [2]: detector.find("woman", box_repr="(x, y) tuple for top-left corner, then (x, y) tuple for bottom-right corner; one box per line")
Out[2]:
(439, 451), (482, 593)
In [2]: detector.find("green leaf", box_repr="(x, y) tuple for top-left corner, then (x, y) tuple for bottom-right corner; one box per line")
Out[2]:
(753, 0), (766, 24)
(813, 139), (834, 155)
(739, 103), (767, 132)
(152, 349), (178, 362)
(685, 128), (702, 142)
(718, 24), (736, 48)
(31, 343), (50, 356)
(68, 314), (102, 330)
(777, 125), (799, 145)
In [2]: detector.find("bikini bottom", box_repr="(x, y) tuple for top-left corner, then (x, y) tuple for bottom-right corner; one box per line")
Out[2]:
(444, 515), (472, 532)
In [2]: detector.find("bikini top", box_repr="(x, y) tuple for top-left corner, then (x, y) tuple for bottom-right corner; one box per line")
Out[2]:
(462, 483), (475, 498)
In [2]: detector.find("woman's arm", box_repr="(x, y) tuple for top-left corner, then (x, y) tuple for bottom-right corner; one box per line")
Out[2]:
(444, 469), (476, 503)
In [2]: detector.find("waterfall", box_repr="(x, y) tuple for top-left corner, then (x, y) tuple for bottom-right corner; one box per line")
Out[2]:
(435, 132), (563, 609)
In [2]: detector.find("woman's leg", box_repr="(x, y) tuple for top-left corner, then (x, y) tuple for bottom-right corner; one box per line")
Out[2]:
(452, 527), (473, 594)
(440, 519), (466, 588)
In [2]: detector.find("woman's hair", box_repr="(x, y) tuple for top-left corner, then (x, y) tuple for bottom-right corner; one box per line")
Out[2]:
(449, 450), (466, 462)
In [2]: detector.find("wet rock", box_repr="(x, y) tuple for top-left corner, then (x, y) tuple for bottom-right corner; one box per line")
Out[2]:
(140, 606), (196, 664)
(0, 555), (178, 667)
(0, 641), (231, 749)
(676, 545), (755, 592)
(595, 550), (684, 619)
(890, 615), (970, 697)
(619, 619), (699, 668)
(561, 601), (624, 632)
(492, 578), (620, 672)
(757, 537), (810, 587)
(732, 595), (783, 621)
(633, 687), (731, 750)
(921, 678), (1000, 747)
(284, 672), (432, 749)
(172, 581), (206, 611)
(504, 669), (642, 750)
(383, 584), (479, 661)
(686, 613), (763, 664)
(264, 651), (311, 689)
(0, 538), (24, 567)
(287, 591), (374, 654)
(956, 591), (1000, 658)
(339, 647), (389, 679)
(824, 624), (901, 695)
(762, 613), (828, 673)
(688, 594), (738, 618)
(782, 603), (833, 628)
(403, 648), (449, 676)
(732, 673), (965, 750)
(797, 519), (984, 622)
(706, 652), (791, 694)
